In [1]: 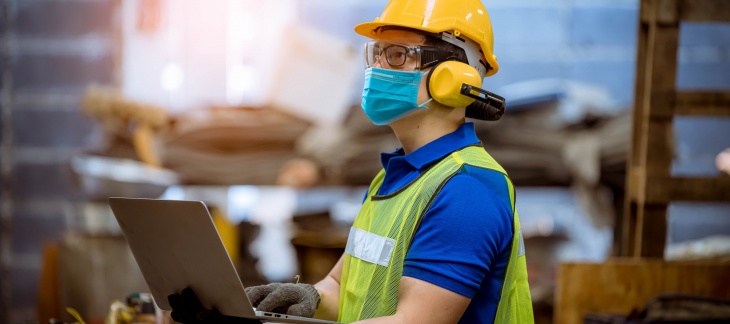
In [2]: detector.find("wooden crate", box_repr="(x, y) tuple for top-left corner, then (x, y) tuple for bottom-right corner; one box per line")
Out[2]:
(555, 260), (730, 324)
(622, 0), (730, 258)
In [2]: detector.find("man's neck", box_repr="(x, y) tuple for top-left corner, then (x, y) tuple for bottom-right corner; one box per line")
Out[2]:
(389, 113), (464, 154)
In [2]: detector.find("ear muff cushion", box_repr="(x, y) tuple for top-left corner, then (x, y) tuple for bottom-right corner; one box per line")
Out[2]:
(425, 63), (439, 99)
(427, 61), (483, 108)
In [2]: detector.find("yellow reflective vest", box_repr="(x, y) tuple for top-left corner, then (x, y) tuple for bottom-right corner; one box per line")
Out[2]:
(338, 145), (533, 323)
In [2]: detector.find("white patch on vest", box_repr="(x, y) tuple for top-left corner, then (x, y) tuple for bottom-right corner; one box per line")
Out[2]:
(518, 229), (526, 257)
(345, 227), (396, 267)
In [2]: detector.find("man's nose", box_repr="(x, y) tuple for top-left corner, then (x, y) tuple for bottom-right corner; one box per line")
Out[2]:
(373, 54), (386, 68)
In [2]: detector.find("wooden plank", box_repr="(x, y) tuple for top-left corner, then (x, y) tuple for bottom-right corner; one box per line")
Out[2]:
(636, 0), (721, 25)
(648, 90), (676, 117)
(636, 23), (678, 178)
(628, 176), (730, 257)
(621, 201), (639, 256)
(627, 19), (650, 176)
(556, 260), (730, 324)
(623, 11), (651, 228)
(675, 91), (730, 116)
(632, 120), (672, 257)
(646, 24), (679, 95)
(626, 1), (653, 243)
(622, 0), (657, 257)
(639, 0), (655, 23)
(651, 91), (730, 117)
(626, 168), (645, 202)
(656, 0), (679, 24)
(645, 177), (730, 203)
(679, 0), (730, 22)
(663, 261), (730, 294)
(556, 261), (664, 324)
(643, 120), (674, 176)
(630, 18), (678, 258)
(640, 0), (679, 24)
(38, 243), (61, 323)
(634, 204), (668, 257)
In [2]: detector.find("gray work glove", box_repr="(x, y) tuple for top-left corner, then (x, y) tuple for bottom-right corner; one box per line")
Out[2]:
(245, 283), (320, 318)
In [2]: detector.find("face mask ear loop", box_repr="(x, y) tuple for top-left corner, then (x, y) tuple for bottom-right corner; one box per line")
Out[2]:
(417, 97), (433, 109)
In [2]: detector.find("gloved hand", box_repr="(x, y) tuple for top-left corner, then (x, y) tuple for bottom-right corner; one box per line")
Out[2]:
(245, 283), (320, 318)
(168, 287), (262, 324)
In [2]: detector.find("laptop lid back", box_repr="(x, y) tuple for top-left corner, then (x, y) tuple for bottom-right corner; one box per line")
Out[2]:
(108, 197), (256, 318)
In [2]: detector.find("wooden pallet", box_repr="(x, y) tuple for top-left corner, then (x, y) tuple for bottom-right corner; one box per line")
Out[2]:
(555, 260), (730, 324)
(622, 0), (730, 258)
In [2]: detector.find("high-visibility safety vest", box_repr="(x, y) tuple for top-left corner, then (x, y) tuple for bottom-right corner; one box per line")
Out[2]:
(338, 145), (533, 323)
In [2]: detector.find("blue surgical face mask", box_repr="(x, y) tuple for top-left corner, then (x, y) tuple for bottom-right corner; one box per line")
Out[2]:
(361, 67), (433, 126)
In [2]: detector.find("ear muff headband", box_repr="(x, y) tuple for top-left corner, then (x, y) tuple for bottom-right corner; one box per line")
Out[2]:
(426, 61), (506, 121)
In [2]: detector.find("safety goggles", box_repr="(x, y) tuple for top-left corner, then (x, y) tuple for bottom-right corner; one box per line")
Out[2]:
(363, 40), (462, 71)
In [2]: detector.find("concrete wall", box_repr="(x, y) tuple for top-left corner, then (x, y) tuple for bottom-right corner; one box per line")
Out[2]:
(1, 0), (113, 322)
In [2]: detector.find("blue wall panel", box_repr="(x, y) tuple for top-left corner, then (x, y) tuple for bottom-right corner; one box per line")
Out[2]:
(490, 8), (567, 47)
(571, 8), (638, 46)
(677, 62), (730, 90)
(679, 22), (730, 46)
(568, 61), (636, 106)
(298, 2), (729, 103)
(483, 61), (565, 89)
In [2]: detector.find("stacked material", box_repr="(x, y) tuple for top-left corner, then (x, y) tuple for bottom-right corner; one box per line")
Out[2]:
(295, 107), (400, 186)
(81, 79), (630, 191)
(161, 107), (311, 185)
(666, 235), (730, 262)
(473, 79), (630, 188)
(469, 79), (631, 230)
(81, 86), (314, 185)
(296, 79), (631, 189)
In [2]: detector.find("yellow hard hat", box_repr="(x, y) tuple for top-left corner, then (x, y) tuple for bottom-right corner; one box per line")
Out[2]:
(355, 0), (499, 77)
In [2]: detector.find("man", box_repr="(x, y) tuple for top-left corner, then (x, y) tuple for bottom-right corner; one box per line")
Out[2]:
(170, 0), (533, 323)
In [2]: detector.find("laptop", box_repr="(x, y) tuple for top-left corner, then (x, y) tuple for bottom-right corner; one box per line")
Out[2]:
(109, 197), (340, 324)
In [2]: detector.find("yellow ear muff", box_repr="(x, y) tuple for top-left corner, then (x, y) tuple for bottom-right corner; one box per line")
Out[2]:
(427, 61), (483, 108)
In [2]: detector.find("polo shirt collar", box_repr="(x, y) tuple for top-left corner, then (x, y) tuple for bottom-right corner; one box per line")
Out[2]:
(380, 122), (481, 170)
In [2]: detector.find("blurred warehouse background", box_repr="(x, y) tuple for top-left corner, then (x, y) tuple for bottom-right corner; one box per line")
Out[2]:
(1, 0), (729, 323)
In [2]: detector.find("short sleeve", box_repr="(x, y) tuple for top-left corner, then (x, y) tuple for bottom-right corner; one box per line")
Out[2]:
(402, 166), (514, 298)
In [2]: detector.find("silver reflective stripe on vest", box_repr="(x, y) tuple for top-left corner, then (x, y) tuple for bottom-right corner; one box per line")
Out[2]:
(345, 227), (396, 267)
(518, 229), (526, 257)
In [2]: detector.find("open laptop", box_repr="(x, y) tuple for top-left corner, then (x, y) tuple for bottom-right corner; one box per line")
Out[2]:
(109, 197), (340, 324)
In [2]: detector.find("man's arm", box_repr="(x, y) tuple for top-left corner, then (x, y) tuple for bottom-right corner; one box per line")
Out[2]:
(355, 276), (471, 324)
(312, 254), (344, 321)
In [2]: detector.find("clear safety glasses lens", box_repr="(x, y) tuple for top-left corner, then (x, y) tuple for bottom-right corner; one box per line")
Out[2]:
(363, 41), (461, 71)
(363, 41), (421, 70)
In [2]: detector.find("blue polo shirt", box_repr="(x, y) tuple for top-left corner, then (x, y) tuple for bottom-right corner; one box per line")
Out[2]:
(376, 122), (513, 323)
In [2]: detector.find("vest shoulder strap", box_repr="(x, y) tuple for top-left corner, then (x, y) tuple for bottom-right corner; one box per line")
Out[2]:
(367, 169), (386, 195)
(452, 145), (508, 175)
